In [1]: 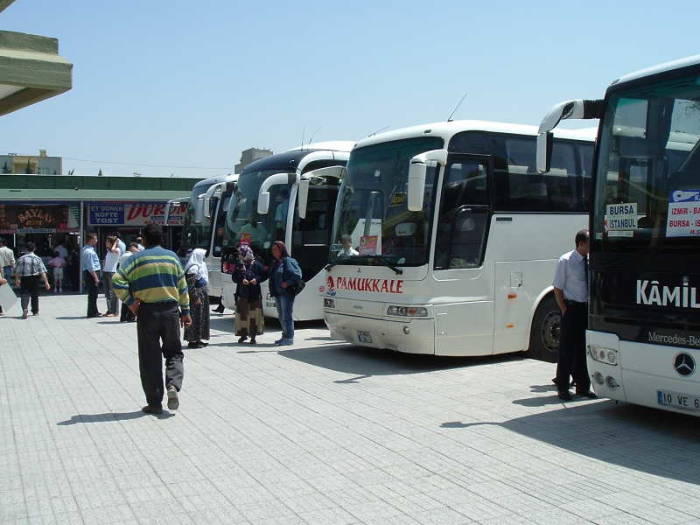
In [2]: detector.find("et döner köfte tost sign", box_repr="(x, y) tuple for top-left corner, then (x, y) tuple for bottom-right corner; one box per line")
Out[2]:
(88, 202), (187, 227)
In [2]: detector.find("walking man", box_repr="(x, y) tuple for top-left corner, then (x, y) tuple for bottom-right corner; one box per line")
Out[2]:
(14, 242), (50, 319)
(0, 237), (15, 316)
(81, 233), (101, 318)
(113, 224), (191, 414)
(553, 229), (595, 401)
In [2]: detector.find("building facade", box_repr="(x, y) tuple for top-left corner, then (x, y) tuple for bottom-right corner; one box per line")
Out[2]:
(0, 150), (62, 174)
(234, 147), (273, 174)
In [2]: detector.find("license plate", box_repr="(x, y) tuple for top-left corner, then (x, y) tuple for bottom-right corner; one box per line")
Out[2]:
(357, 331), (373, 344)
(657, 390), (700, 411)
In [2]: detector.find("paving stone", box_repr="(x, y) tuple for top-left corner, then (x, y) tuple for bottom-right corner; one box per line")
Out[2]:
(2, 294), (700, 524)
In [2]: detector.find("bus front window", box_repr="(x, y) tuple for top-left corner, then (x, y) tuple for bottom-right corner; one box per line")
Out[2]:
(225, 169), (293, 262)
(331, 137), (443, 266)
(594, 75), (700, 251)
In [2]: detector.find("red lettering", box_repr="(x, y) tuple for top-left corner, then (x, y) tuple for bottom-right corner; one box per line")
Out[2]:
(672, 207), (688, 215)
(381, 281), (389, 293)
(397, 280), (403, 294)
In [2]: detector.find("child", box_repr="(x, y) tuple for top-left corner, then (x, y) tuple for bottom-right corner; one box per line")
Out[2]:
(48, 251), (66, 293)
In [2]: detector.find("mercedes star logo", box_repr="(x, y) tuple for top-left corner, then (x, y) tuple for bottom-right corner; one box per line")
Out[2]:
(674, 353), (695, 376)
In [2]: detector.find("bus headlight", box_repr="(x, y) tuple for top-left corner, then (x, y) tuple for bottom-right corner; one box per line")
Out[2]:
(387, 305), (428, 317)
(588, 345), (618, 366)
(324, 298), (335, 309)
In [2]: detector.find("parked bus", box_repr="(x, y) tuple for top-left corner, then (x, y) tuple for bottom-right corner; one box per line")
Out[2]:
(221, 141), (354, 320)
(168, 174), (237, 299)
(537, 55), (700, 414)
(323, 121), (594, 358)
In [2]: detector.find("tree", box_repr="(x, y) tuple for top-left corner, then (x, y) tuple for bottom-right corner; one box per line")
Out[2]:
(24, 159), (32, 174)
(98, 169), (103, 176)
(1, 162), (10, 174)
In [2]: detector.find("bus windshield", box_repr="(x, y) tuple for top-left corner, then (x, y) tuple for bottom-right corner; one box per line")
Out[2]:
(330, 137), (443, 266)
(594, 73), (700, 251)
(181, 201), (212, 254)
(225, 169), (293, 261)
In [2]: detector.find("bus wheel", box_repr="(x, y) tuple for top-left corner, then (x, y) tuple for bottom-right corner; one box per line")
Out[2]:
(528, 295), (560, 363)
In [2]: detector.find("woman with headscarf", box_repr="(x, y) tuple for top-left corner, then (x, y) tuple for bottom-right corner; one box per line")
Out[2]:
(184, 247), (210, 348)
(269, 240), (302, 346)
(232, 243), (267, 344)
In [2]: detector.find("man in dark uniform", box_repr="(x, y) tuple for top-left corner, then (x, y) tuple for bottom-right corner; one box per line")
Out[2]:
(113, 224), (191, 414)
(553, 229), (596, 401)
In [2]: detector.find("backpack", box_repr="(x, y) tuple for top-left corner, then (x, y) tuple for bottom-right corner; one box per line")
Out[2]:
(283, 258), (305, 296)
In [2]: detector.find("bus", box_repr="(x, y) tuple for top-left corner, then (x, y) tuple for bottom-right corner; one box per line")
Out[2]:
(323, 120), (594, 358)
(537, 55), (700, 415)
(169, 174), (238, 299)
(221, 141), (354, 320)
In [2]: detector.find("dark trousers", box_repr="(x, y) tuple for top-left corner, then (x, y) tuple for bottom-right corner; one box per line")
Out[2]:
(120, 303), (135, 322)
(136, 302), (184, 407)
(102, 271), (118, 315)
(84, 271), (99, 317)
(556, 302), (590, 392)
(19, 275), (40, 314)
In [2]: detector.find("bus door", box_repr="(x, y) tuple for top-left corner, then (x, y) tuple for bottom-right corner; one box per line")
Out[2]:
(432, 153), (494, 356)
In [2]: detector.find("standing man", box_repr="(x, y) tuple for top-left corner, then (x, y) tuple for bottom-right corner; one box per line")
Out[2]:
(81, 233), (101, 318)
(14, 242), (50, 319)
(0, 237), (15, 316)
(113, 224), (191, 414)
(553, 229), (595, 401)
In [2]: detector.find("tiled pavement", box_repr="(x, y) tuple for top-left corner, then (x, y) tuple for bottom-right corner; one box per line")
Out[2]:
(1, 294), (700, 524)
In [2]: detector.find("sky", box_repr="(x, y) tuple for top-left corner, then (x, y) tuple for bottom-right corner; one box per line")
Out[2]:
(1, 0), (698, 178)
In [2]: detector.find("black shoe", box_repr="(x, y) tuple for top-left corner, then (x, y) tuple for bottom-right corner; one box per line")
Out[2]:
(558, 391), (573, 401)
(250, 338), (256, 345)
(187, 342), (199, 349)
(576, 390), (597, 399)
(142, 404), (163, 415)
(87, 312), (102, 318)
(198, 341), (208, 347)
(213, 305), (225, 313)
(238, 336), (248, 344)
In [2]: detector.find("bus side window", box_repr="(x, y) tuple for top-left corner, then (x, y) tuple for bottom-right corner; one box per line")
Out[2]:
(434, 160), (489, 270)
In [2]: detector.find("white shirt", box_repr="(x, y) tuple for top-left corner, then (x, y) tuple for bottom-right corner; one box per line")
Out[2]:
(339, 246), (359, 257)
(553, 249), (588, 303)
(118, 251), (133, 269)
(0, 246), (15, 267)
(104, 248), (122, 273)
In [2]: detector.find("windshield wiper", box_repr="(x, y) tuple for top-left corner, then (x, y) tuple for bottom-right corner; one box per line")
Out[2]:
(369, 255), (403, 275)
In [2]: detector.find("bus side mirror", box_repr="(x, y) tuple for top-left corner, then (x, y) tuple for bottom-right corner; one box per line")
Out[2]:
(536, 132), (553, 174)
(257, 192), (270, 215)
(298, 179), (310, 219)
(194, 196), (205, 224)
(407, 160), (427, 212)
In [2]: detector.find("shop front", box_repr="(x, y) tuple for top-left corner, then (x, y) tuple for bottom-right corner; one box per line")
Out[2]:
(0, 201), (82, 290)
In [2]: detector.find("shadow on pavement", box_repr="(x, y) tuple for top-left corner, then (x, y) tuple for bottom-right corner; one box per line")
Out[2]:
(441, 401), (700, 485)
(55, 316), (90, 320)
(279, 344), (523, 381)
(57, 410), (174, 424)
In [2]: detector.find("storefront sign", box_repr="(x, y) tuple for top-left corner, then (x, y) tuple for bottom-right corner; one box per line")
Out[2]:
(326, 275), (404, 294)
(0, 204), (79, 233)
(88, 202), (186, 226)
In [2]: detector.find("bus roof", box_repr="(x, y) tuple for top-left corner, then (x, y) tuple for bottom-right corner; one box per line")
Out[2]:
(353, 120), (595, 150)
(285, 140), (355, 153)
(612, 54), (700, 87)
(244, 141), (354, 174)
(192, 173), (238, 190)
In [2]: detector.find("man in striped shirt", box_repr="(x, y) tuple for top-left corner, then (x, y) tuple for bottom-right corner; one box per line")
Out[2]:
(113, 224), (191, 415)
(14, 242), (50, 319)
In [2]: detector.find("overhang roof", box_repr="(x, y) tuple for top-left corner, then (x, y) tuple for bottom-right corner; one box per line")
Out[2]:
(0, 189), (195, 202)
(0, 29), (73, 116)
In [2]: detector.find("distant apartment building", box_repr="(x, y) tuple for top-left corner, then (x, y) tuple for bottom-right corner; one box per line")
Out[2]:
(0, 150), (62, 175)
(234, 147), (273, 174)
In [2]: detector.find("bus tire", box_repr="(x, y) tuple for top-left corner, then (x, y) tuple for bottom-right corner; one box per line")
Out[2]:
(528, 295), (561, 363)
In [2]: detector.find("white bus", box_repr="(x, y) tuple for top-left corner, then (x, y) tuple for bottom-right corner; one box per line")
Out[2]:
(323, 121), (594, 358)
(221, 141), (354, 320)
(168, 174), (238, 299)
(537, 55), (700, 415)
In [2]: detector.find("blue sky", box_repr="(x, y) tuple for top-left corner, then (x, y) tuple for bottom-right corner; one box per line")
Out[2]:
(1, 0), (698, 178)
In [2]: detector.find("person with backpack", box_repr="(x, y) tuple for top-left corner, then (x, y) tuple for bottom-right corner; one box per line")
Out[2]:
(268, 240), (302, 346)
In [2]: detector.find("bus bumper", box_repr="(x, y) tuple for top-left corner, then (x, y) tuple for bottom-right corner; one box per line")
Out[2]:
(587, 330), (700, 416)
(324, 311), (435, 354)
